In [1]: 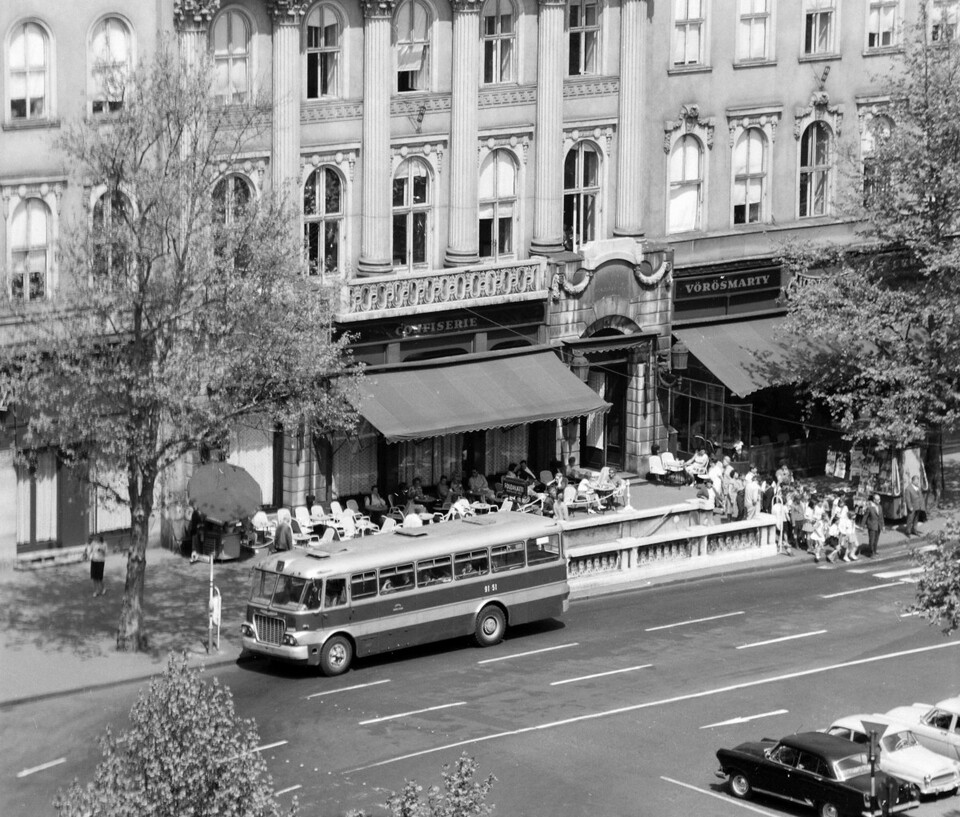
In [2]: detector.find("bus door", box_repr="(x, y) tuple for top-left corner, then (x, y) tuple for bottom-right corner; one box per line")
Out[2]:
(348, 572), (381, 656)
(377, 562), (420, 651)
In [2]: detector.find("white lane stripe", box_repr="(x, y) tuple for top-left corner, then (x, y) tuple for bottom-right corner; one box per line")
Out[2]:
(275, 785), (302, 796)
(477, 642), (579, 664)
(224, 740), (289, 763)
(341, 640), (959, 773)
(359, 701), (467, 725)
(16, 757), (66, 778)
(645, 611), (745, 631)
(700, 709), (789, 729)
(899, 611), (920, 618)
(305, 679), (390, 699)
(736, 630), (826, 650)
(821, 581), (905, 598)
(550, 665), (652, 686)
(873, 568), (924, 579)
(660, 777), (781, 816)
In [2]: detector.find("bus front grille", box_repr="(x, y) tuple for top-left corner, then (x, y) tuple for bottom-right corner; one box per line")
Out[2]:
(254, 614), (285, 645)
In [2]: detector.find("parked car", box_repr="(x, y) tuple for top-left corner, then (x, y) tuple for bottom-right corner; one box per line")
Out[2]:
(826, 714), (960, 797)
(886, 697), (960, 762)
(716, 731), (918, 817)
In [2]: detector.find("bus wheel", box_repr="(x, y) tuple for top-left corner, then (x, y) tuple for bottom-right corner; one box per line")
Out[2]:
(474, 606), (506, 647)
(320, 635), (353, 676)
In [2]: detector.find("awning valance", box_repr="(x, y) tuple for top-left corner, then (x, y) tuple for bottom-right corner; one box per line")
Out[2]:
(562, 334), (647, 355)
(358, 350), (610, 443)
(672, 317), (796, 398)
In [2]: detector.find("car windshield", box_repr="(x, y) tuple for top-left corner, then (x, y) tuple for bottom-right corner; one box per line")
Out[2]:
(882, 731), (918, 752)
(833, 754), (870, 781)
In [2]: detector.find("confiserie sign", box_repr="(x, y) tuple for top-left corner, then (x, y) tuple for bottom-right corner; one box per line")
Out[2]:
(675, 269), (780, 300)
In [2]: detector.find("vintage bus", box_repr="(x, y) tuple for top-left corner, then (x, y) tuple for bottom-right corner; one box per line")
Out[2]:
(240, 511), (569, 675)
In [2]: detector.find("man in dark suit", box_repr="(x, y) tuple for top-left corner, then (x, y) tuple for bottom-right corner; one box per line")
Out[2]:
(903, 476), (925, 536)
(863, 493), (884, 556)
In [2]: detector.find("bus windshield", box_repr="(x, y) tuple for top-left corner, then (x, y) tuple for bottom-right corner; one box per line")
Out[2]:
(250, 569), (309, 611)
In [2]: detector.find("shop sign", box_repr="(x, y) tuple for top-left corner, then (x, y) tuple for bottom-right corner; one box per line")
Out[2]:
(397, 316), (479, 337)
(675, 269), (781, 300)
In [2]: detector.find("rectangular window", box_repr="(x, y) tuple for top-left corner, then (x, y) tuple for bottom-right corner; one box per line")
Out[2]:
(737, 0), (769, 61)
(867, 1), (897, 48)
(804, 0), (835, 54)
(411, 211), (427, 264)
(417, 556), (453, 586)
(351, 571), (378, 600)
(526, 535), (561, 565)
(479, 212), (494, 258)
(673, 0), (705, 66)
(932, 1), (958, 41)
(454, 549), (490, 579)
(379, 564), (415, 594)
(568, 0), (599, 76)
(491, 542), (525, 572)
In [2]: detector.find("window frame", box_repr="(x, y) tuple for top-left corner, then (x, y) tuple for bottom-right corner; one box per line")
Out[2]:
(90, 185), (135, 279)
(562, 140), (602, 251)
(860, 112), (893, 207)
(672, 0), (708, 69)
(481, 0), (517, 85)
(5, 19), (55, 125)
(802, 0), (837, 57)
(394, 0), (434, 94)
(731, 127), (768, 226)
(303, 165), (345, 278)
(211, 7), (253, 105)
(567, 0), (600, 77)
(798, 121), (832, 219)
(865, 0), (900, 51)
(931, 0), (959, 42)
(478, 148), (519, 262)
(735, 0), (772, 64)
(9, 196), (52, 302)
(667, 133), (705, 234)
(391, 156), (433, 271)
(304, 3), (343, 100)
(88, 15), (134, 116)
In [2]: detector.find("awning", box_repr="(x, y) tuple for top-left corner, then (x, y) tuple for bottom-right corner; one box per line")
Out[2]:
(358, 350), (611, 443)
(672, 317), (796, 398)
(562, 334), (647, 355)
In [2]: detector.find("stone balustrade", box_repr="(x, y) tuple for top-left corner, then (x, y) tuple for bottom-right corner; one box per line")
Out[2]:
(338, 258), (549, 321)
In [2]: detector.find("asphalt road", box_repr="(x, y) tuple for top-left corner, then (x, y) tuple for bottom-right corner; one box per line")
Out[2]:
(3, 550), (959, 817)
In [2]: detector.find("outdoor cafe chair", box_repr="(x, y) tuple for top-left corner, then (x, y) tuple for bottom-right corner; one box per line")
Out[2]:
(378, 517), (398, 533)
(310, 503), (331, 524)
(294, 506), (315, 534)
(344, 499), (378, 535)
(291, 519), (321, 546)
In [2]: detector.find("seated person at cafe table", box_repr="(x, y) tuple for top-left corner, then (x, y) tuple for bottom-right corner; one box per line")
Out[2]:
(364, 485), (388, 525)
(684, 447), (709, 479)
(517, 459), (538, 483)
(467, 469), (497, 503)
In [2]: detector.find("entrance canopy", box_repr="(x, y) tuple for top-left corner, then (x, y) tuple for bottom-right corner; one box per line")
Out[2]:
(357, 349), (610, 443)
(672, 317), (797, 398)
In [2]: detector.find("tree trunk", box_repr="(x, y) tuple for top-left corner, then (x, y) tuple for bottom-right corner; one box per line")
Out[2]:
(116, 474), (156, 652)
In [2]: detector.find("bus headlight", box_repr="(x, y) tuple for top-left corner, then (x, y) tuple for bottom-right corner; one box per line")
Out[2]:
(282, 633), (299, 646)
(241, 623), (254, 637)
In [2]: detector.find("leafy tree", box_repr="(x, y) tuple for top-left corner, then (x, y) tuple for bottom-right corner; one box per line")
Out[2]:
(54, 653), (295, 817)
(776, 16), (960, 495)
(0, 42), (360, 650)
(907, 521), (960, 636)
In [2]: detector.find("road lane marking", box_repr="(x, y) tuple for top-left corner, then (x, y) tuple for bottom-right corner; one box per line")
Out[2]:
(275, 785), (302, 796)
(305, 679), (390, 699)
(16, 757), (66, 778)
(645, 611), (745, 631)
(341, 640), (960, 773)
(736, 630), (826, 650)
(660, 777), (781, 816)
(899, 611), (920, 618)
(873, 568), (924, 579)
(821, 581), (905, 598)
(224, 740), (289, 763)
(550, 665), (652, 686)
(477, 643), (579, 664)
(358, 701), (466, 725)
(700, 709), (789, 729)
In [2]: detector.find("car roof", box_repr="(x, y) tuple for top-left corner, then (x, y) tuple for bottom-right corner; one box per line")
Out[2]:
(830, 714), (902, 732)
(780, 732), (868, 760)
(935, 697), (960, 711)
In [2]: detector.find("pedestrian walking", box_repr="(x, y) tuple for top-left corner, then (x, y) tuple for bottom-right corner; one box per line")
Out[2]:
(863, 493), (884, 556)
(903, 476), (925, 537)
(273, 508), (293, 551)
(86, 534), (108, 597)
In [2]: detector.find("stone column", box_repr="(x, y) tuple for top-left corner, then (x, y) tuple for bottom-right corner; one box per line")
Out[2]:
(268, 2), (308, 196)
(444, 0), (481, 267)
(530, 0), (566, 256)
(358, 0), (396, 276)
(173, 0), (218, 66)
(614, 0), (647, 237)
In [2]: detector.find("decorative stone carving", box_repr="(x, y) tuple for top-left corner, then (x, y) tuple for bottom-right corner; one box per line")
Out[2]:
(663, 104), (716, 153)
(266, 1), (311, 22)
(480, 85), (537, 108)
(360, 0), (397, 19)
(563, 77), (620, 99)
(633, 255), (671, 288)
(794, 91), (844, 139)
(564, 125), (615, 156)
(301, 150), (357, 182)
(725, 107), (783, 147)
(478, 133), (532, 166)
(173, 0), (220, 28)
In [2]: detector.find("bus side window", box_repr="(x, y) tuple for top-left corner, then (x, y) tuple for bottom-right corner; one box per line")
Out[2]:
(351, 571), (378, 600)
(304, 580), (322, 611)
(380, 564), (414, 594)
(324, 578), (347, 608)
(491, 542), (525, 572)
(417, 556), (452, 585)
(527, 535), (560, 565)
(455, 549), (489, 579)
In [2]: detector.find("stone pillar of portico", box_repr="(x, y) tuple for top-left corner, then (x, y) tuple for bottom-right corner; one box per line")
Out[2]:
(268, 2), (308, 197)
(614, 0), (646, 237)
(530, 0), (566, 256)
(173, 0), (218, 66)
(444, 0), (481, 267)
(358, 0), (396, 276)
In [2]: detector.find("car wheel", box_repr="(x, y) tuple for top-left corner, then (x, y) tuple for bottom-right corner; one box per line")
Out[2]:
(474, 605), (506, 647)
(320, 635), (353, 676)
(818, 802), (840, 817)
(728, 772), (752, 800)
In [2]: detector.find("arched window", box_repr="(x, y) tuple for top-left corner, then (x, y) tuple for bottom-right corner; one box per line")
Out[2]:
(303, 167), (343, 277)
(90, 17), (132, 114)
(213, 174), (252, 225)
(799, 122), (831, 217)
(563, 142), (600, 250)
(733, 128), (766, 225)
(482, 0), (515, 84)
(92, 189), (133, 276)
(479, 149), (517, 259)
(394, 0), (431, 92)
(11, 198), (50, 300)
(668, 135), (702, 233)
(392, 159), (431, 269)
(305, 4), (341, 99)
(568, 0), (599, 76)
(212, 9), (251, 104)
(861, 115), (893, 206)
(8, 21), (50, 121)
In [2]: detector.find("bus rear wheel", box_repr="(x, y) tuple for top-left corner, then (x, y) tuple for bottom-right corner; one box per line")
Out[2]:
(474, 606), (506, 647)
(320, 635), (353, 676)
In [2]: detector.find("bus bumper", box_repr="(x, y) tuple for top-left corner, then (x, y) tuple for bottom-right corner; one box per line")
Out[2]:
(241, 635), (310, 663)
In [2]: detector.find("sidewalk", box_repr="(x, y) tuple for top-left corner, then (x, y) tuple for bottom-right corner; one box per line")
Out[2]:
(1, 479), (955, 708)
